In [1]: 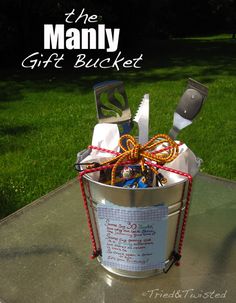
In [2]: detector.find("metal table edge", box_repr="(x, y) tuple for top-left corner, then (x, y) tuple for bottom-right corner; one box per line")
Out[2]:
(1, 172), (235, 225)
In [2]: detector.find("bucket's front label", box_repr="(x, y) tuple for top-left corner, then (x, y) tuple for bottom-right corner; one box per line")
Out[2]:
(97, 203), (168, 271)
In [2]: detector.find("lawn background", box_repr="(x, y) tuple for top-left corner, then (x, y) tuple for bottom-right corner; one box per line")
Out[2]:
(0, 34), (236, 218)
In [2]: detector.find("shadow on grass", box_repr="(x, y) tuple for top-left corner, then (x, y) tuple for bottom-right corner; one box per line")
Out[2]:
(0, 125), (35, 136)
(0, 124), (37, 154)
(0, 199), (17, 219)
(0, 81), (24, 102)
(0, 182), (21, 219)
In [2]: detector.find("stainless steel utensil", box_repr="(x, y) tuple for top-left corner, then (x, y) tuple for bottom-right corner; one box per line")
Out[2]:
(133, 94), (149, 144)
(169, 78), (208, 139)
(93, 80), (132, 134)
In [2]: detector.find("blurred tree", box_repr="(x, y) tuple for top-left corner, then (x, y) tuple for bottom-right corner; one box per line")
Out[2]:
(209, 0), (236, 38)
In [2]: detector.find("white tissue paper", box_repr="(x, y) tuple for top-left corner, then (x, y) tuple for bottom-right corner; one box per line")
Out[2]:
(78, 123), (120, 181)
(77, 126), (201, 185)
(158, 141), (201, 185)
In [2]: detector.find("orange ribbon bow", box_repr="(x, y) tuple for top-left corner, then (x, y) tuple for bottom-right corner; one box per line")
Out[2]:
(101, 133), (179, 185)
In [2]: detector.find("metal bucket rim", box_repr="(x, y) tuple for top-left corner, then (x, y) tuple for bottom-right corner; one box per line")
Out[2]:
(83, 172), (188, 191)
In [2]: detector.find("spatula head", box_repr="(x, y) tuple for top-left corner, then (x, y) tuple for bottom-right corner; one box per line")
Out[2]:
(176, 88), (204, 120)
(176, 79), (208, 121)
(169, 78), (208, 139)
(93, 80), (131, 124)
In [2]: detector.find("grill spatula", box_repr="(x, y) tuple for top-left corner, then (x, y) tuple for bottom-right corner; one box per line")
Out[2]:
(93, 80), (132, 134)
(169, 78), (208, 140)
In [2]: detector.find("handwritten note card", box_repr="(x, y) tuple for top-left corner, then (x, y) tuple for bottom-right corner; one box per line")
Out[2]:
(97, 203), (168, 271)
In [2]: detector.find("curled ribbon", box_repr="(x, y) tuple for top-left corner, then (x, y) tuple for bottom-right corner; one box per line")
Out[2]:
(101, 134), (179, 185)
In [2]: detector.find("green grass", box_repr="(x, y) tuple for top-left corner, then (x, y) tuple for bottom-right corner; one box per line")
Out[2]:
(1, 34), (236, 218)
(178, 33), (233, 40)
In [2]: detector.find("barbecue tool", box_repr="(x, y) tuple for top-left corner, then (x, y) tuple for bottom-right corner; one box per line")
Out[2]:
(133, 94), (149, 144)
(93, 80), (132, 134)
(169, 78), (208, 139)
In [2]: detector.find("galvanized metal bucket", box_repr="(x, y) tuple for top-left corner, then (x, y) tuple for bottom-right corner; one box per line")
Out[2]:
(78, 149), (197, 278)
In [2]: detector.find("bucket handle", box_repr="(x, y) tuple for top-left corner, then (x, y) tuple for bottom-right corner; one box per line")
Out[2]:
(163, 251), (182, 273)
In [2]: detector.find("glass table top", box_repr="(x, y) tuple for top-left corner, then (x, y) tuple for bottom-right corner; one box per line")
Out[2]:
(0, 174), (236, 303)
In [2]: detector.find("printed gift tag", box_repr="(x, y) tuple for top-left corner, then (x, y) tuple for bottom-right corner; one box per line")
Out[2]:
(97, 203), (168, 271)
